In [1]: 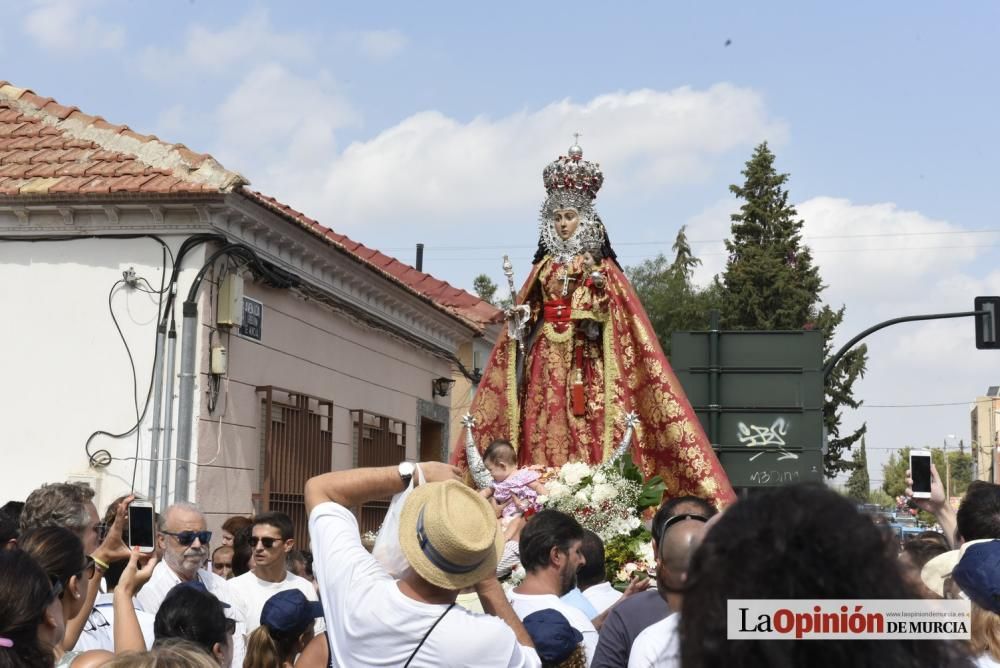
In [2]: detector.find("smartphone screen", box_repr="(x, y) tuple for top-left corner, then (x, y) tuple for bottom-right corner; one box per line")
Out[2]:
(128, 505), (155, 550)
(911, 455), (932, 494)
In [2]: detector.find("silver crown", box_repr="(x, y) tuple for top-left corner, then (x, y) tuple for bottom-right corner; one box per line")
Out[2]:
(542, 141), (604, 200)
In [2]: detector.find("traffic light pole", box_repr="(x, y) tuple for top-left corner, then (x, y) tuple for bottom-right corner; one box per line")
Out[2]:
(823, 310), (988, 381)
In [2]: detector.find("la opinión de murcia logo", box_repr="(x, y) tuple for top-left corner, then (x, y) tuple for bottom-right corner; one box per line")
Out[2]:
(727, 600), (971, 640)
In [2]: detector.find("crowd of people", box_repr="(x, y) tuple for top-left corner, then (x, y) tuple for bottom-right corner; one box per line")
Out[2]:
(1, 459), (998, 667)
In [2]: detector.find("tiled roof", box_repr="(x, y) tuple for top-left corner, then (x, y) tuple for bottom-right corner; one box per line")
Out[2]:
(0, 80), (499, 333)
(0, 82), (245, 195)
(244, 190), (500, 331)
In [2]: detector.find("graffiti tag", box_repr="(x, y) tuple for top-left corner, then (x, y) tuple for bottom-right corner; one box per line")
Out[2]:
(737, 418), (799, 461)
(749, 469), (801, 485)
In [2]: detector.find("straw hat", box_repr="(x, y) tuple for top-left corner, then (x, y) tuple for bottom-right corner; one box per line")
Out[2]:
(398, 480), (504, 590)
(920, 538), (992, 597)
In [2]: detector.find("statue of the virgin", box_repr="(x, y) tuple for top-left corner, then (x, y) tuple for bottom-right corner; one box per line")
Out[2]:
(456, 140), (735, 508)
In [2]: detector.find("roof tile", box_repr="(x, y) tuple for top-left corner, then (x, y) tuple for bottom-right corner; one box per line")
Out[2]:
(0, 81), (497, 332)
(0, 85), (244, 195)
(47, 176), (97, 193)
(241, 189), (500, 330)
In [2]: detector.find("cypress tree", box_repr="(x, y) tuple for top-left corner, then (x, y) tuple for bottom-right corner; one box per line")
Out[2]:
(721, 142), (867, 476)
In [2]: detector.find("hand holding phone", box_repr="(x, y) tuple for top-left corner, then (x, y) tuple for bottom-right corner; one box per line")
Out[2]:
(909, 450), (932, 499)
(128, 501), (156, 554)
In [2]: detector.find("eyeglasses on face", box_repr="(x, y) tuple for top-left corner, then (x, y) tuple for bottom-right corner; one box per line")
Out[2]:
(95, 522), (109, 542)
(249, 536), (284, 549)
(161, 530), (212, 546)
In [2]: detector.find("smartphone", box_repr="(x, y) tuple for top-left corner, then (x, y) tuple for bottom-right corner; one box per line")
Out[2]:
(910, 450), (932, 499)
(128, 501), (156, 554)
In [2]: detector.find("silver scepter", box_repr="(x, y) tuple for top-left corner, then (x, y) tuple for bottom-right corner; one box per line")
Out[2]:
(611, 411), (641, 461)
(502, 255), (531, 359)
(462, 414), (494, 490)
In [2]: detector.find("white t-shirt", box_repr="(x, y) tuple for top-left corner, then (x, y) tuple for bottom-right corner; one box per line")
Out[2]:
(508, 589), (598, 666)
(309, 501), (541, 668)
(977, 654), (1000, 668)
(226, 570), (325, 633)
(134, 562), (246, 667)
(582, 582), (622, 615)
(628, 612), (679, 668)
(135, 562), (232, 616)
(74, 593), (156, 652)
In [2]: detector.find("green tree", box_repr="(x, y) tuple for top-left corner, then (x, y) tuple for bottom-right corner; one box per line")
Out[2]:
(626, 226), (722, 356)
(845, 437), (870, 502)
(719, 142), (868, 477)
(472, 274), (498, 305)
(868, 488), (893, 510)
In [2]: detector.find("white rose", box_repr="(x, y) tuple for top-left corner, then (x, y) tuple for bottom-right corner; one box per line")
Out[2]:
(593, 470), (607, 484)
(547, 482), (569, 499)
(536, 495), (549, 506)
(627, 516), (642, 531)
(591, 483), (616, 504)
(574, 490), (590, 504)
(560, 462), (592, 487)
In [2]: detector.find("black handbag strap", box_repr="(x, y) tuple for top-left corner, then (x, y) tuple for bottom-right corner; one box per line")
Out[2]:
(403, 602), (456, 668)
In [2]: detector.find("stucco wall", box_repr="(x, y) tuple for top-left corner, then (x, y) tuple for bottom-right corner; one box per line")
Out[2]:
(193, 274), (455, 533)
(0, 234), (201, 513)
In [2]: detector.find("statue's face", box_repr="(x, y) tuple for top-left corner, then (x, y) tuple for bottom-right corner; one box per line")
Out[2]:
(552, 208), (580, 241)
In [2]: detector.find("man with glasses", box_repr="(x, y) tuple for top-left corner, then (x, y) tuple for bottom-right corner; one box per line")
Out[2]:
(226, 511), (325, 634)
(136, 502), (232, 614)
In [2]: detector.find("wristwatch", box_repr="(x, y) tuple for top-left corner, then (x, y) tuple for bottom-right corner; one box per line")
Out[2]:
(398, 461), (416, 486)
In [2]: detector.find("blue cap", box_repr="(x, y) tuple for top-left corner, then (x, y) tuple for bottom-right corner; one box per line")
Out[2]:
(174, 579), (230, 607)
(260, 589), (325, 637)
(522, 609), (583, 663)
(953, 540), (1000, 614)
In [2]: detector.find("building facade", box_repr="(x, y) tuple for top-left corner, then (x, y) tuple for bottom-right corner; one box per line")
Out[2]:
(0, 81), (499, 543)
(971, 386), (1000, 483)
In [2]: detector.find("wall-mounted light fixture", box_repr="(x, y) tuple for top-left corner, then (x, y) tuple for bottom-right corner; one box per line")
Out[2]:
(432, 377), (456, 397)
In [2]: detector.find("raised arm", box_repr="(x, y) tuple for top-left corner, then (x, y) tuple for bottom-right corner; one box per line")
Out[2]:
(475, 577), (535, 649)
(305, 462), (462, 514)
(113, 550), (158, 653)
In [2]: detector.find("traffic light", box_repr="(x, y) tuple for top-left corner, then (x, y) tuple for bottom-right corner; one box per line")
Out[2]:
(975, 296), (1000, 349)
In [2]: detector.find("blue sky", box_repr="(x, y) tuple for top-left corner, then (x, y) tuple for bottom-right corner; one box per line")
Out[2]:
(3, 1), (999, 486)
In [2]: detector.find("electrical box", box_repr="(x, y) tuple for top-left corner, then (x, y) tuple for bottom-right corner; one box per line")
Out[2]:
(210, 346), (228, 375)
(217, 273), (245, 328)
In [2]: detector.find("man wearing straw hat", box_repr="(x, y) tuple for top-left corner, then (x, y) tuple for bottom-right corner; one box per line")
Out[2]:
(306, 461), (541, 667)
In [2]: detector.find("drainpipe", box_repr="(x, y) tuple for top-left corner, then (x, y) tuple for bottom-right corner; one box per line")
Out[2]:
(146, 321), (166, 502)
(160, 320), (178, 511)
(174, 301), (199, 503)
(416, 243), (424, 271)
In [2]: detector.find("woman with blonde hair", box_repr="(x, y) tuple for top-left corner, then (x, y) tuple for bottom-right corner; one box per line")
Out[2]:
(243, 589), (323, 668)
(102, 639), (218, 667)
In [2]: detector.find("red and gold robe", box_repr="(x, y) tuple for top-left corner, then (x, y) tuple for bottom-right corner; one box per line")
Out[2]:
(455, 254), (736, 509)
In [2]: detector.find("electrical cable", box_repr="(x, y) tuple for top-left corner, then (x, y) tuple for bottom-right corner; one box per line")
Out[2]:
(84, 242), (171, 477)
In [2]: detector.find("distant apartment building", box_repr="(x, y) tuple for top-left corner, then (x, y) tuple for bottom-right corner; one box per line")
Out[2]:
(971, 386), (1000, 482)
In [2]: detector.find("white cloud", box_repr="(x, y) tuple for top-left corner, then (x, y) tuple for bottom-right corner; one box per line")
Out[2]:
(139, 8), (312, 80)
(304, 84), (786, 233)
(797, 197), (982, 306)
(23, 0), (124, 51)
(210, 63), (358, 197)
(356, 29), (407, 61)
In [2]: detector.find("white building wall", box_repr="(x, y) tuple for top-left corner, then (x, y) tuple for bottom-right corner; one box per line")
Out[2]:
(0, 234), (202, 513)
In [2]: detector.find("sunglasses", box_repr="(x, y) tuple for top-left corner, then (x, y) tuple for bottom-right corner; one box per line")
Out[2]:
(95, 522), (109, 543)
(224, 617), (237, 635)
(249, 536), (284, 549)
(161, 530), (212, 546)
